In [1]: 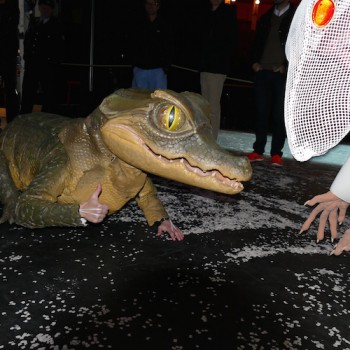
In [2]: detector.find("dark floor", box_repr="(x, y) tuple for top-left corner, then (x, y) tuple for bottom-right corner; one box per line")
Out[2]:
(1, 156), (350, 350)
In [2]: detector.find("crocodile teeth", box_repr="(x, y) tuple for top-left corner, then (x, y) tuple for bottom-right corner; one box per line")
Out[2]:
(144, 143), (241, 188)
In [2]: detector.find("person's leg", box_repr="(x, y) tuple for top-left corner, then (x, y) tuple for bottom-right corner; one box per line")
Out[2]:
(131, 67), (138, 88)
(200, 71), (209, 100)
(270, 72), (287, 157)
(41, 65), (60, 113)
(200, 71), (211, 126)
(150, 68), (167, 90)
(200, 72), (226, 140)
(253, 70), (271, 155)
(132, 67), (148, 89)
(2, 62), (19, 123)
(20, 65), (38, 114)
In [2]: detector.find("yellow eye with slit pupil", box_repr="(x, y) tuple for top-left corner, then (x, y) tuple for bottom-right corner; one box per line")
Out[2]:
(168, 106), (175, 128)
(159, 105), (184, 131)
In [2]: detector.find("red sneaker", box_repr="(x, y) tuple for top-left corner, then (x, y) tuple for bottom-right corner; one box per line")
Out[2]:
(271, 154), (283, 167)
(247, 152), (264, 162)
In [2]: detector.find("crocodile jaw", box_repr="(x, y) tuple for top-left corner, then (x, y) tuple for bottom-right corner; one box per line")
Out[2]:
(142, 143), (244, 194)
(101, 124), (250, 195)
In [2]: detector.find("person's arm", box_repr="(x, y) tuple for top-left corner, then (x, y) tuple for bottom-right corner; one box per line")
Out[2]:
(330, 157), (350, 203)
(300, 158), (350, 243)
(136, 177), (184, 241)
(251, 14), (265, 67)
(23, 19), (35, 62)
(12, 184), (108, 228)
(3, 143), (108, 228)
(229, 4), (238, 52)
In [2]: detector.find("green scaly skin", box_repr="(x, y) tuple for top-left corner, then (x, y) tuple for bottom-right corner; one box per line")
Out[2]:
(0, 89), (252, 228)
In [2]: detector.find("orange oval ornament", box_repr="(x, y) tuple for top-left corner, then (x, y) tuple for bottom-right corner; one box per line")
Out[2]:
(312, 0), (335, 27)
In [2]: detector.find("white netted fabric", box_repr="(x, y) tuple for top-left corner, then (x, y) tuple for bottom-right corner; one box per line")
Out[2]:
(285, 0), (350, 161)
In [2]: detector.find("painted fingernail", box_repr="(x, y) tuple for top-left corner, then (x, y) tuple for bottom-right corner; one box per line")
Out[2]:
(330, 250), (335, 256)
(339, 221), (343, 226)
(304, 201), (309, 206)
(316, 239), (320, 243)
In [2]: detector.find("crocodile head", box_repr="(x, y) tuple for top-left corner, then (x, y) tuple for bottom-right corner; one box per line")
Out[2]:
(100, 89), (252, 195)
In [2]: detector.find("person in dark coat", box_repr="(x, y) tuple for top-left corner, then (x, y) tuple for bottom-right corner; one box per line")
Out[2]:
(247, 0), (295, 167)
(199, 0), (238, 141)
(0, 0), (20, 125)
(129, 0), (172, 90)
(20, 0), (64, 114)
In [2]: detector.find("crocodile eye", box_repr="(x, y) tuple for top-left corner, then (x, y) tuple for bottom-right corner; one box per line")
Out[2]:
(312, 0), (335, 27)
(158, 105), (185, 131)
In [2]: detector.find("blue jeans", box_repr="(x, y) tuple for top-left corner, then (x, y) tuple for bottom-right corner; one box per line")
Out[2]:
(253, 70), (287, 157)
(131, 67), (167, 90)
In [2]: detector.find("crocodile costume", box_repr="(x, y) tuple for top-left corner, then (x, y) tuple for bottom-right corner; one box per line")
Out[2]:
(0, 89), (252, 228)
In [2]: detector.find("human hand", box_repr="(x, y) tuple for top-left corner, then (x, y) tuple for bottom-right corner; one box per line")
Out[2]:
(273, 65), (286, 74)
(79, 183), (109, 224)
(300, 191), (349, 242)
(252, 63), (262, 72)
(331, 229), (350, 256)
(157, 219), (184, 241)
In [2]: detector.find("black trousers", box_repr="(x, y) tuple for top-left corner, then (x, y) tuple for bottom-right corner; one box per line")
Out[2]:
(253, 70), (287, 157)
(21, 62), (60, 114)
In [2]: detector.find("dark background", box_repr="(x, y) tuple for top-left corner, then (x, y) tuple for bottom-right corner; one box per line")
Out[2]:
(19, 0), (348, 143)
(57, 0), (261, 127)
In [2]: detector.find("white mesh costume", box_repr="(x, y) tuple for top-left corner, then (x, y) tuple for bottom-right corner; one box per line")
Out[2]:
(285, 0), (350, 203)
(285, 0), (350, 162)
